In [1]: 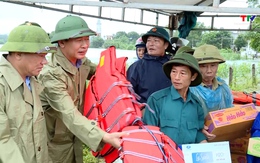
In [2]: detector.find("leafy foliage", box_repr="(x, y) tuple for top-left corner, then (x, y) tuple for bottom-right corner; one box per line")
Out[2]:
(234, 34), (247, 51)
(200, 31), (233, 49)
(217, 62), (260, 91)
(249, 16), (260, 52)
(220, 49), (241, 60)
(127, 31), (140, 43)
(92, 31), (143, 50)
(186, 22), (206, 47)
(91, 36), (105, 48)
(83, 145), (104, 163)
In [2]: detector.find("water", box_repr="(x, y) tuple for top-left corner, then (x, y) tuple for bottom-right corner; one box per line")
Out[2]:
(0, 44), (138, 65)
(1, 44), (259, 68)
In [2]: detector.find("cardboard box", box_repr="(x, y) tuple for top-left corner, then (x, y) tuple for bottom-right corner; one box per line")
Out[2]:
(255, 106), (260, 112)
(231, 153), (247, 163)
(205, 103), (258, 142)
(247, 137), (260, 157)
(230, 136), (250, 154)
(182, 141), (231, 163)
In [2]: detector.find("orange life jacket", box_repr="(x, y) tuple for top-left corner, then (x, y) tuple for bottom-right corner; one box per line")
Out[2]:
(83, 46), (143, 162)
(232, 91), (260, 106)
(120, 123), (185, 163)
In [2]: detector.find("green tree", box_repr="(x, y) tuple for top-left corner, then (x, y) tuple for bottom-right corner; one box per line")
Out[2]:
(103, 40), (120, 49)
(201, 31), (219, 47)
(201, 31), (233, 49)
(186, 22), (206, 47)
(217, 31), (233, 49)
(90, 36), (104, 48)
(234, 34), (247, 51)
(249, 16), (260, 52)
(113, 31), (128, 39)
(127, 31), (140, 43)
(127, 44), (135, 50)
(247, 0), (259, 7)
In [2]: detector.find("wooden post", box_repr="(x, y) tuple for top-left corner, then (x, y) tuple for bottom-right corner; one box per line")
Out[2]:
(252, 64), (256, 86)
(229, 67), (233, 87)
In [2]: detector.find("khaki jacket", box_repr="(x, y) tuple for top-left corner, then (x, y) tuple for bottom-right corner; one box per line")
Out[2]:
(0, 55), (48, 163)
(39, 49), (105, 163)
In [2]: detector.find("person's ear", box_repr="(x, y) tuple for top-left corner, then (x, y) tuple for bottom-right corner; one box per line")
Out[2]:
(14, 52), (23, 60)
(58, 40), (66, 48)
(164, 42), (169, 50)
(191, 73), (198, 81)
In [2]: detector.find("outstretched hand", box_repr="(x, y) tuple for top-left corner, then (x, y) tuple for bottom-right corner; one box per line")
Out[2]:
(102, 132), (129, 149)
(202, 125), (216, 141)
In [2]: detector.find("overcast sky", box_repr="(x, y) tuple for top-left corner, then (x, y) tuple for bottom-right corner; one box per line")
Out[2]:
(0, 0), (253, 36)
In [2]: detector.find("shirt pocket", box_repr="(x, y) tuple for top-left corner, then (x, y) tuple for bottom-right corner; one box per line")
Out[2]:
(184, 121), (199, 143)
(160, 119), (179, 143)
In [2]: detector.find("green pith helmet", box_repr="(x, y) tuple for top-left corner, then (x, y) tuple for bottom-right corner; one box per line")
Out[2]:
(0, 23), (56, 53)
(193, 44), (225, 64)
(51, 15), (96, 43)
(142, 26), (172, 52)
(163, 52), (202, 86)
(20, 21), (42, 28)
(176, 46), (195, 55)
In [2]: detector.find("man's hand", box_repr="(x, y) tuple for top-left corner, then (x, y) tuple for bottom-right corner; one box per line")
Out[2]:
(102, 132), (129, 149)
(202, 125), (216, 141)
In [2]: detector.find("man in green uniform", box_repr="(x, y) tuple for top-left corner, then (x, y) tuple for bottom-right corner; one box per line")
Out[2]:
(0, 22), (56, 163)
(38, 15), (126, 163)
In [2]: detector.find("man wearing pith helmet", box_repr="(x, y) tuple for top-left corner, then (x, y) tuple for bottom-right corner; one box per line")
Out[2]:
(38, 15), (127, 163)
(127, 26), (172, 108)
(190, 44), (233, 141)
(0, 22), (55, 163)
(143, 52), (207, 145)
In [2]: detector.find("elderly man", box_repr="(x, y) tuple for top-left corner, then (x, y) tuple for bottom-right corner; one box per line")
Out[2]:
(0, 22), (56, 163)
(127, 26), (172, 106)
(190, 44), (233, 140)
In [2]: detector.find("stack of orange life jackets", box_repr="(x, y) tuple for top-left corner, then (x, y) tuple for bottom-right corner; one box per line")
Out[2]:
(232, 91), (260, 106)
(83, 46), (184, 163)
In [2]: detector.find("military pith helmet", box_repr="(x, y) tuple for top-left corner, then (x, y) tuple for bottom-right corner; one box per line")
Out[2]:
(51, 15), (96, 43)
(193, 44), (225, 64)
(176, 46), (195, 55)
(142, 26), (172, 52)
(20, 21), (42, 27)
(163, 52), (202, 86)
(0, 22), (56, 53)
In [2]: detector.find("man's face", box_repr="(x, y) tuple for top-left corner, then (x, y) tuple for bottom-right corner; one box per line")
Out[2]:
(21, 53), (48, 76)
(59, 36), (90, 63)
(199, 62), (219, 82)
(170, 65), (197, 91)
(146, 36), (168, 57)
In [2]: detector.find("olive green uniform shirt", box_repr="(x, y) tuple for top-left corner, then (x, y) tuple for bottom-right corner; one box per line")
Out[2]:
(0, 55), (49, 163)
(39, 49), (105, 163)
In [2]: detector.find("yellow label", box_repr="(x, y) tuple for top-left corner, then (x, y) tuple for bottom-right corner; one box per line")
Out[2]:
(99, 56), (105, 67)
